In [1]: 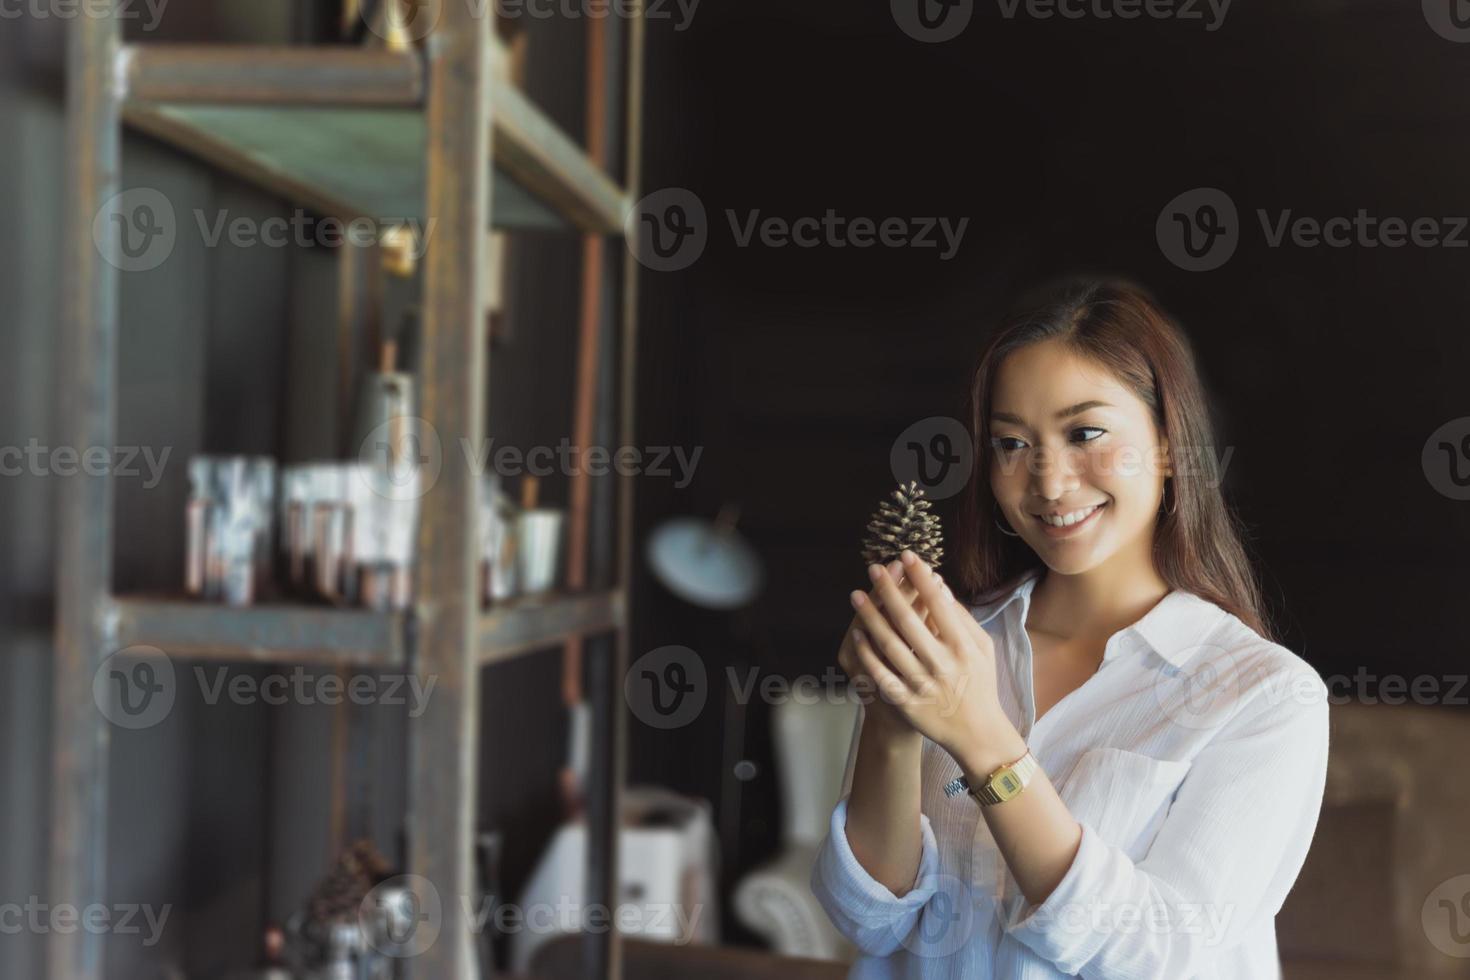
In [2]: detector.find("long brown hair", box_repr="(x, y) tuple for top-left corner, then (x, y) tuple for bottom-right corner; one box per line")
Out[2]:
(954, 275), (1273, 640)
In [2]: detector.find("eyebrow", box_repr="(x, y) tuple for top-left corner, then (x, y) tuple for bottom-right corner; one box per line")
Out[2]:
(991, 400), (1114, 426)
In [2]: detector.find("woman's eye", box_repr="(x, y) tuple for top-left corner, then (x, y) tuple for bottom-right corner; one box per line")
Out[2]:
(1070, 426), (1106, 444)
(992, 436), (1028, 453)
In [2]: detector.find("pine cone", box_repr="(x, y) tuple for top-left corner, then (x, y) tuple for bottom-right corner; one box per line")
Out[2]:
(861, 481), (944, 568)
(305, 838), (396, 927)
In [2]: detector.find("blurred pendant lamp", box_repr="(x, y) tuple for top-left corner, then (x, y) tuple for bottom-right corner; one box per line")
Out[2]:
(646, 503), (763, 610)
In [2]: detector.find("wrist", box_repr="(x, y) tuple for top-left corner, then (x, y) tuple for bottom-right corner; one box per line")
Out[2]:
(956, 723), (1028, 784)
(861, 711), (921, 749)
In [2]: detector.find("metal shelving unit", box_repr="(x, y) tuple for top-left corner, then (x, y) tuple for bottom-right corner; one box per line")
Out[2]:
(52, 6), (644, 979)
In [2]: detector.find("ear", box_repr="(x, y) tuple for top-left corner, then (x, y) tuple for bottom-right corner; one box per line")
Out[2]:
(1159, 437), (1174, 479)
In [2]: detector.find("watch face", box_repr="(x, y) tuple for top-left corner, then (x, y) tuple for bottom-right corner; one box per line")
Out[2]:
(993, 769), (1023, 801)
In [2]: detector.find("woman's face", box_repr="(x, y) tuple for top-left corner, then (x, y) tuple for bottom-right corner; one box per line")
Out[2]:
(988, 339), (1169, 578)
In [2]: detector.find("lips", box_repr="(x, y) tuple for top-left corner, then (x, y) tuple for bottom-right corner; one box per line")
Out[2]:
(1031, 502), (1107, 537)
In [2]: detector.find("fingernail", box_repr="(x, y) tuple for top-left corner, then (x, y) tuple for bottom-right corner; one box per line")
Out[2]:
(868, 564), (884, 583)
(886, 559), (904, 580)
(850, 590), (867, 609)
(901, 550), (917, 566)
(852, 628), (867, 644)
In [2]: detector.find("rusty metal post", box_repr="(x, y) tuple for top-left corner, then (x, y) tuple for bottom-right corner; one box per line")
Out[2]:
(595, 5), (647, 978)
(50, 5), (122, 980)
(406, 1), (490, 976)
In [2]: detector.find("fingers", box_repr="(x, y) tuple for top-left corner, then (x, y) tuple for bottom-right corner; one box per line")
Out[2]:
(866, 561), (944, 669)
(842, 560), (912, 652)
(850, 627), (913, 710)
(839, 560), (930, 685)
(896, 551), (972, 651)
(871, 559), (920, 611)
(849, 584), (927, 682)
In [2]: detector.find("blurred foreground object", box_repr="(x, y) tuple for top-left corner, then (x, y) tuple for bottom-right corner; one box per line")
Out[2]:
(732, 697), (858, 962)
(646, 504), (763, 610)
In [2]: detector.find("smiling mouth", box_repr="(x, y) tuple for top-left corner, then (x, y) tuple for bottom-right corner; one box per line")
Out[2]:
(1032, 502), (1107, 536)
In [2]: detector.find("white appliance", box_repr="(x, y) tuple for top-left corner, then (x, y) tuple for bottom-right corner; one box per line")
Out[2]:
(508, 786), (718, 974)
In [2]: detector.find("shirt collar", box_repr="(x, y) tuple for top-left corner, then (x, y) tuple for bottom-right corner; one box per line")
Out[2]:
(967, 570), (1042, 627)
(1125, 589), (1228, 668)
(966, 572), (1227, 669)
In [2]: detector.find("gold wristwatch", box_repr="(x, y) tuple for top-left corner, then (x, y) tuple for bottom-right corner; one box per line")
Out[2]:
(942, 749), (1039, 806)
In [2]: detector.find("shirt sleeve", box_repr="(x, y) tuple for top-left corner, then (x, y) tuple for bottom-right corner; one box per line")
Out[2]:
(1002, 666), (1331, 979)
(809, 704), (942, 957)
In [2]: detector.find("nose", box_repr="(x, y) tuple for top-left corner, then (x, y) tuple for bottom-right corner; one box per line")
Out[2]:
(1029, 444), (1082, 504)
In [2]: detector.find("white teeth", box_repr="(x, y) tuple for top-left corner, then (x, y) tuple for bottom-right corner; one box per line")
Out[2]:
(1040, 504), (1101, 527)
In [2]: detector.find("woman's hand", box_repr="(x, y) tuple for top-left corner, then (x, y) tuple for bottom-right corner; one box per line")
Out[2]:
(846, 550), (1021, 772)
(837, 559), (938, 740)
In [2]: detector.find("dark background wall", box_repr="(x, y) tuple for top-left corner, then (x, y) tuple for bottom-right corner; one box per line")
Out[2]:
(3, 0), (1469, 974)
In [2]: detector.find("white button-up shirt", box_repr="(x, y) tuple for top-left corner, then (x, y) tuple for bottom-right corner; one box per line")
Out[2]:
(811, 571), (1330, 979)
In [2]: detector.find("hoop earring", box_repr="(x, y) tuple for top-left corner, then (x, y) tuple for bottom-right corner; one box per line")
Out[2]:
(1161, 480), (1179, 517)
(994, 511), (1021, 538)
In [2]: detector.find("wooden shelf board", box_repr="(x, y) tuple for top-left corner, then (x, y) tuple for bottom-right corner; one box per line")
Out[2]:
(479, 589), (624, 666)
(119, 46), (629, 233)
(107, 589), (624, 669)
(109, 596), (407, 668)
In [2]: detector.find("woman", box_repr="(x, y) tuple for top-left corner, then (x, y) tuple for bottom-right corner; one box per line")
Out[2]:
(811, 277), (1330, 979)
